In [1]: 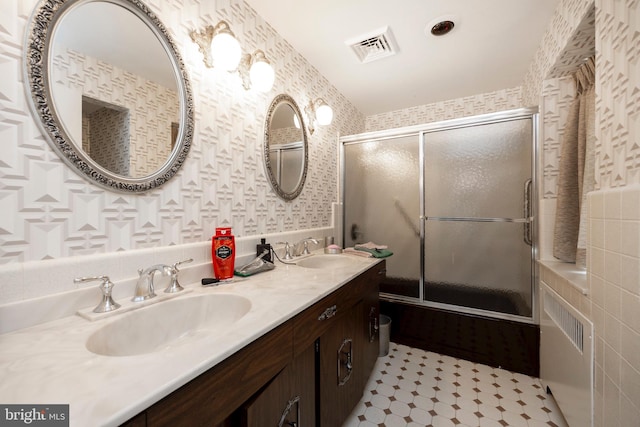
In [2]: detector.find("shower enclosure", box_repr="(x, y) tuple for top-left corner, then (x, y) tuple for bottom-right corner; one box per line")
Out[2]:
(341, 108), (538, 323)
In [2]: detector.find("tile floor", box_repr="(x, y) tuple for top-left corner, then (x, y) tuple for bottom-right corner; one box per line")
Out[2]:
(343, 343), (568, 427)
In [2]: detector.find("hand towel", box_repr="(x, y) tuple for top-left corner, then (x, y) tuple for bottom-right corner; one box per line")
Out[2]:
(353, 246), (393, 258)
(355, 241), (388, 250)
(344, 248), (373, 257)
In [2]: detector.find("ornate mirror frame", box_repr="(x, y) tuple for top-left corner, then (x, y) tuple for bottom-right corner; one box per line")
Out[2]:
(24, 0), (194, 193)
(264, 94), (309, 201)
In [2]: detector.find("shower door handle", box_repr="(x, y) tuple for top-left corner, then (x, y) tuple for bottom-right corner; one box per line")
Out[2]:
(523, 179), (532, 246)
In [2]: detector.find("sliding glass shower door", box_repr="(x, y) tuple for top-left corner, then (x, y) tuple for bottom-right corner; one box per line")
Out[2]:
(341, 109), (537, 322)
(423, 119), (534, 317)
(343, 135), (421, 298)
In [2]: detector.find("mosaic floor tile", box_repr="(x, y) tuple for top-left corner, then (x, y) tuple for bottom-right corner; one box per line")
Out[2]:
(343, 343), (568, 427)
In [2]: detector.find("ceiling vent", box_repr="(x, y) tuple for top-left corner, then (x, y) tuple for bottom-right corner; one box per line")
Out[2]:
(346, 26), (399, 63)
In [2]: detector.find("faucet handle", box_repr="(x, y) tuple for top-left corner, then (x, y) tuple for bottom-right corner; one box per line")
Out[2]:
(276, 242), (294, 260)
(172, 258), (193, 270)
(300, 238), (319, 255)
(75, 275), (121, 313)
(165, 258), (193, 294)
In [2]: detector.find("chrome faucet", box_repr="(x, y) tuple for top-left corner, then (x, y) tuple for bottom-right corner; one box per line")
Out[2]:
(133, 264), (171, 302)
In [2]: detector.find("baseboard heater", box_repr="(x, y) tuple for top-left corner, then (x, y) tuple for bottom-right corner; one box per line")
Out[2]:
(540, 282), (593, 427)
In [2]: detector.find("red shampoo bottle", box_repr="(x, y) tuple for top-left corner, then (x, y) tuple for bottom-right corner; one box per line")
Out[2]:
(212, 227), (235, 280)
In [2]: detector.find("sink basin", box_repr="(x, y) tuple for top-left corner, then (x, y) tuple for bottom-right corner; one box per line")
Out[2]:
(86, 294), (251, 356)
(296, 254), (357, 269)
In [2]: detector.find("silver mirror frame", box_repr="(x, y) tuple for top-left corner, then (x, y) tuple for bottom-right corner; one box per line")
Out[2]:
(264, 94), (309, 201)
(23, 0), (194, 193)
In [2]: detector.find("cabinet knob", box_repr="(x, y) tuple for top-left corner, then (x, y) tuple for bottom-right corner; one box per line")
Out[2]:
(318, 304), (337, 321)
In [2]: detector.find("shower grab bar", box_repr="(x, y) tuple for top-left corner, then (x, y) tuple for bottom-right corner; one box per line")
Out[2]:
(424, 216), (532, 223)
(395, 199), (421, 237)
(524, 179), (533, 246)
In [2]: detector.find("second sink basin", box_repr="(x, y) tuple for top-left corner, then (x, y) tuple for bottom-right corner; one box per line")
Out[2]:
(296, 254), (357, 269)
(86, 294), (251, 357)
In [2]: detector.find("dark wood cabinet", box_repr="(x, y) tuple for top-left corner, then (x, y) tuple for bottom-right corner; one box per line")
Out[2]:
(360, 269), (381, 393)
(318, 300), (361, 426)
(122, 261), (384, 427)
(240, 344), (315, 427)
(120, 413), (146, 427)
(145, 321), (293, 427)
(317, 262), (383, 426)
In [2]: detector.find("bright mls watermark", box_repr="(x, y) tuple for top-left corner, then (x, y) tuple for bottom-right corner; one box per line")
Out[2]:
(0, 405), (69, 426)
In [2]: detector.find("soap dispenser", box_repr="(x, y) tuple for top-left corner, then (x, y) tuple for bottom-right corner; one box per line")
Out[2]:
(256, 238), (272, 263)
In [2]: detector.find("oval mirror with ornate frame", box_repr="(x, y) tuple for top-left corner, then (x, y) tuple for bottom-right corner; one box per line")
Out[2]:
(264, 94), (309, 201)
(24, 0), (194, 193)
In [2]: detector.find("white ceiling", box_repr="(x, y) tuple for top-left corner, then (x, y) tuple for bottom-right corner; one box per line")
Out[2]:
(245, 0), (561, 116)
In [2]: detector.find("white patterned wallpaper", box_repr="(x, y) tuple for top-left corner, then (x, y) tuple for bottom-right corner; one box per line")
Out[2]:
(594, 0), (640, 188)
(522, 0), (595, 107)
(525, 3), (595, 200)
(0, 0), (364, 265)
(364, 87), (524, 133)
(271, 126), (303, 145)
(84, 106), (131, 175)
(540, 76), (578, 199)
(52, 47), (181, 177)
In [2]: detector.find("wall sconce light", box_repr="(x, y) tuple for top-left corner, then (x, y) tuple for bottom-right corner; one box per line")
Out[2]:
(305, 98), (334, 134)
(237, 50), (275, 92)
(190, 21), (242, 71)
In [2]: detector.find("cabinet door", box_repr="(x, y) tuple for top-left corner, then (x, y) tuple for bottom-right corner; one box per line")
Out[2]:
(318, 303), (361, 427)
(146, 322), (293, 427)
(241, 344), (315, 427)
(359, 273), (381, 393)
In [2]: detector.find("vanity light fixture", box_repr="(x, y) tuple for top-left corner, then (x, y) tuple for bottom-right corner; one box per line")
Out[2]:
(305, 98), (333, 134)
(190, 21), (242, 71)
(237, 50), (275, 92)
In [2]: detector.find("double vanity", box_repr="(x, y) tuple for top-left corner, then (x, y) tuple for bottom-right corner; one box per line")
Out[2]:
(14, 0), (382, 424)
(0, 253), (385, 427)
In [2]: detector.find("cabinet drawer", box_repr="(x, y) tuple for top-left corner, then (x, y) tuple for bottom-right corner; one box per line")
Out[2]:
(293, 289), (341, 353)
(293, 262), (385, 354)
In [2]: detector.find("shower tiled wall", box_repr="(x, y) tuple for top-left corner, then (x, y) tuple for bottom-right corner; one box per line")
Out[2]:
(525, 0), (640, 424)
(588, 187), (640, 426)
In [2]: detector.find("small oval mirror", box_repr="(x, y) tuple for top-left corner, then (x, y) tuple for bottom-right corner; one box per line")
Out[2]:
(264, 94), (308, 200)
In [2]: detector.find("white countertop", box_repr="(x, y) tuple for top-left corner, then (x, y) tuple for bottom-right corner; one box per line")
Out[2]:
(0, 253), (381, 427)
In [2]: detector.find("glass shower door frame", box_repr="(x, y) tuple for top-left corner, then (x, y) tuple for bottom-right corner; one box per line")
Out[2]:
(340, 108), (539, 324)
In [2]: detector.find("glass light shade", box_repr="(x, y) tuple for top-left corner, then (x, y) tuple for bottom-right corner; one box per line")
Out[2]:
(249, 60), (275, 92)
(210, 32), (241, 71)
(315, 103), (333, 126)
